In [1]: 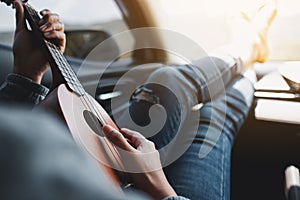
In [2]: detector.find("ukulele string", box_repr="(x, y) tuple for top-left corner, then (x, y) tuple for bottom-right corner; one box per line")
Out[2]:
(49, 40), (127, 175)
(79, 90), (130, 182)
(24, 3), (129, 181)
(53, 42), (128, 177)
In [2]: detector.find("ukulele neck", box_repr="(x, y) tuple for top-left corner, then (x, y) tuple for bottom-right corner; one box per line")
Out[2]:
(24, 3), (85, 96)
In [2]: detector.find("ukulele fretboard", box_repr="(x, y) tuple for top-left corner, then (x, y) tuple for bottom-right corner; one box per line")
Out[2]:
(25, 3), (85, 96)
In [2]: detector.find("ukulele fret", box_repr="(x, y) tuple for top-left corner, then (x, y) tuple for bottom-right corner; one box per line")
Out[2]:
(46, 41), (85, 96)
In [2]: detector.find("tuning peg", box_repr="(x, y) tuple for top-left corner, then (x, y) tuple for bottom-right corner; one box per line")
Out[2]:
(0, 0), (13, 6)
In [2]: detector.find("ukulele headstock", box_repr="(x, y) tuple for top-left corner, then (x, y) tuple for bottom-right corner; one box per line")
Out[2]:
(0, 0), (28, 7)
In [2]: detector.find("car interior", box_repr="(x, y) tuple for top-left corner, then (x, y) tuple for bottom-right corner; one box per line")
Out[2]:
(0, 0), (300, 199)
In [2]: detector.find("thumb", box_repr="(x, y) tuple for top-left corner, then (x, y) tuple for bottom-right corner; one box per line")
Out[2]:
(14, 0), (26, 32)
(102, 125), (135, 152)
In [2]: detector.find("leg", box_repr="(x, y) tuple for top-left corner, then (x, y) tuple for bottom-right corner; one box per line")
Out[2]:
(163, 75), (254, 200)
(114, 3), (277, 198)
(117, 56), (253, 199)
(117, 56), (243, 152)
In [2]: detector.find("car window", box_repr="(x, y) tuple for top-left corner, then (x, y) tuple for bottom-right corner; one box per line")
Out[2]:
(0, 0), (123, 30)
(0, 0), (129, 61)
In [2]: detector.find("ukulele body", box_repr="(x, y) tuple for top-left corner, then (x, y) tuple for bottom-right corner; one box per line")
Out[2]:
(40, 84), (122, 186)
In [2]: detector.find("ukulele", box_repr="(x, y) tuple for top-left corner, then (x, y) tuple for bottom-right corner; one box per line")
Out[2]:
(1, 0), (127, 188)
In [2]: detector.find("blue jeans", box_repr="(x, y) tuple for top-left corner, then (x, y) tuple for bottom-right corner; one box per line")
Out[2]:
(117, 56), (254, 200)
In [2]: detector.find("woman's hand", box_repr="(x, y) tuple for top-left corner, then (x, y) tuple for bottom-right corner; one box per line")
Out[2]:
(102, 125), (177, 200)
(12, 0), (66, 84)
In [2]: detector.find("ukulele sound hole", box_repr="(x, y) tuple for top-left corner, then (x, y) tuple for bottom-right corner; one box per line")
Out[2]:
(83, 110), (104, 137)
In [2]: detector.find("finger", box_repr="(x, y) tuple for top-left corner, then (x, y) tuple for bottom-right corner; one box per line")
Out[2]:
(121, 128), (146, 148)
(40, 21), (64, 32)
(40, 9), (51, 16)
(39, 12), (61, 26)
(121, 128), (145, 139)
(43, 31), (66, 51)
(121, 128), (157, 151)
(102, 125), (136, 152)
(14, 0), (26, 32)
(43, 30), (65, 40)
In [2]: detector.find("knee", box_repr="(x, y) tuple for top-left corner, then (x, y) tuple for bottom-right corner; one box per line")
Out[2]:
(129, 67), (180, 108)
(148, 66), (185, 86)
(146, 66), (196, 98)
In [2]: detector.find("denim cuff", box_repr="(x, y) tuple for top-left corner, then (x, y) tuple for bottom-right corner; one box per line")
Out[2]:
(162, 196), (190, 200)
(0, 73), (49, 105)
(6, 73), (49, 96)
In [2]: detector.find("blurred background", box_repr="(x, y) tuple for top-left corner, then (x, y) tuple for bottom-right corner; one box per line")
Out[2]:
(1, 0), (300, 60)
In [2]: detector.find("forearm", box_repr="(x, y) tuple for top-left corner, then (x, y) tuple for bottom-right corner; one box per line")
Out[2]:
(0, 73), (49, 107)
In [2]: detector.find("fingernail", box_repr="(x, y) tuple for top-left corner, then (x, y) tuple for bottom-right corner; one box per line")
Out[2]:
(39, 19), (45, 25)
(103, 125), (113, 133)
(40, 10), (47, 15)
(40, 25), (46, 30)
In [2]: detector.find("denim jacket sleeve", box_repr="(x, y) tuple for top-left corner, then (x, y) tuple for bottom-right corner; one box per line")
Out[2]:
(0, 73), (49, 106)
